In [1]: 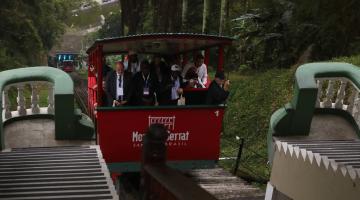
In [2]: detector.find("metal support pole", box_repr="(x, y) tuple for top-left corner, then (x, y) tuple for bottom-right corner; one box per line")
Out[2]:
(204, 48), (210, 66)
(233, 138), (245, 175)
(218, 45), (224, 72)
(97, 45), (104, 106)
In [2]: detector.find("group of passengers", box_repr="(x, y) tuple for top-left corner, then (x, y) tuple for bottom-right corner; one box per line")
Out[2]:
(101, 51), (230, 107)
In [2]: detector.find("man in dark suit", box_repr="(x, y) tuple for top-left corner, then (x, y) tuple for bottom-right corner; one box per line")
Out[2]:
(105, 61), (132, 107)
(131, 60), (156, 106)
(206, 71), (230, 105)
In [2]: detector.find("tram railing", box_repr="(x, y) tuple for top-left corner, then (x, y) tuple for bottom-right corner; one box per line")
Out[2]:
(141, 124), (217, 200)
(2, 81), (54, 121)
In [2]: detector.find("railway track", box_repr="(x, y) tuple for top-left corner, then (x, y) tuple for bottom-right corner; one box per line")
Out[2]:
(70, 72), (88, 115)
(186, 168), (264, 200)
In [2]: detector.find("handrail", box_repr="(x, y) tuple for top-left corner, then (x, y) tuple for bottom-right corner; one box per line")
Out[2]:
(268, 62), (360, 161)
(270, 62), (360, 136)
(2, 81), (55, 121)
(0, 66), (94, 150)
(96, 104), (226, 111)
(315, 77), (360, 123)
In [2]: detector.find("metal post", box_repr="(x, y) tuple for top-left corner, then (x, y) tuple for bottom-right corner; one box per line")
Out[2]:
(218, 45), (224, 71)
(233, 138), (245, 175)
(204, 48), (210, 66)
(97, 45), (104, 106)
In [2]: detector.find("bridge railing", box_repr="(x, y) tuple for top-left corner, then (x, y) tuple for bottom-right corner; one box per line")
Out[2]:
(2, 81), (54, 121)
(315, 77), (360, 125)
(0, 67), (94, 150)
(141, 124), (217, 200)
(268, 62), (360, 163)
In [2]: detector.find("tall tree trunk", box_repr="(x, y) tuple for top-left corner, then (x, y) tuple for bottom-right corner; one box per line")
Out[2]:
(169, 0), (181, 32)
(152, 0), (159, 32)
(121, 0), (145, 35)
(181, 0), (188, 32)
(202, 0), (210, 34)
(128, 0), (137, 35)
(119, 0), (125, 35)
(219, 0), (228, 35)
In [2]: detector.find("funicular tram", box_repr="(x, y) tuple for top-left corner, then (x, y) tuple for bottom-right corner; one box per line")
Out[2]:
(86, 33), (233, 178)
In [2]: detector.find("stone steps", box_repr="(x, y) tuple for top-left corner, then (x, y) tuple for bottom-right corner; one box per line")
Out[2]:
(0, 146), (118, 200)
(187, 168), (265, 200)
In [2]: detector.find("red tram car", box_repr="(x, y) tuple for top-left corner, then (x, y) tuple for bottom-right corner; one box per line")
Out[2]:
(87, 33), (233, 174)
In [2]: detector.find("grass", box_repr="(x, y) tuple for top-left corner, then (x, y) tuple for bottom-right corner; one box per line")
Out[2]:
(331, 54), (360, 66)
(219, 68), (295, 184)
(77, 68), (89, 79)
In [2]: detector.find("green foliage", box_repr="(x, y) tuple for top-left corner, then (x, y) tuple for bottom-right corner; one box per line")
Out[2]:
(230, 0), (360, 70)
(0, 0), (75, 69)
(220, 68), (295, 182)
(98, 11), (123, 38)
(291, 0), (360, 59)
(331, 54), (360, 66)
(231, 6), (291, 70)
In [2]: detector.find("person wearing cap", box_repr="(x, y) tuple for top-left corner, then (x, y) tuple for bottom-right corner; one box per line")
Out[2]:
(130, 60), (156, 106)
(182, 54), (208, 88)
(157, 64), (185, 105)
(105, 61), (132, 106)
(205, 71), (230, 105)
(125, 50), (140, 75)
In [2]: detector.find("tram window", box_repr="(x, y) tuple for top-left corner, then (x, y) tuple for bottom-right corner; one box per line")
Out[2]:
(101, 54), (219, 107)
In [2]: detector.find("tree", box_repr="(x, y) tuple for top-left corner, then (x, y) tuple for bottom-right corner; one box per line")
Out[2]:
(119, 0), (146, 35)
(98, 11), (123, 38)
(150, 0), (182, 33)
(0, 0), (73, 68)
(219, 0), (228, 35)
(182, 0), (188, 32)
(202, 0), (210, 33)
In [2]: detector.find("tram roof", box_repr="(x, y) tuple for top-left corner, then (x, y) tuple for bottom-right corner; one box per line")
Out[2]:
(86, 33), (234, 55)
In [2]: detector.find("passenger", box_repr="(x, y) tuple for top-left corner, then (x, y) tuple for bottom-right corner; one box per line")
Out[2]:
(105, 61), (132, 107)
(102, 57), (113, 79)
(158, 64), (185, 105)
(205, 71), (230, 105)
(151, 55), (169, 84)
(125, 51), (140, 75)
(102, 57), (113, 106)
(182, 54), (208, 88)
(130, 60), (156, 106)
(184, 67), (202, 88)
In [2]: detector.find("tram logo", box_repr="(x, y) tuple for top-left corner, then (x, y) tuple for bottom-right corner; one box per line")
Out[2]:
(148, 115), (176, 130)
(131, 115), (189, 148)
